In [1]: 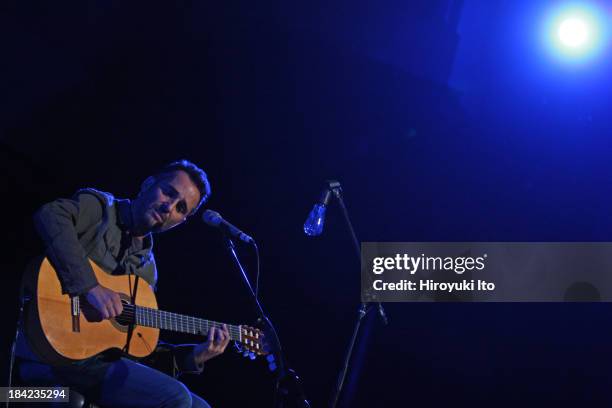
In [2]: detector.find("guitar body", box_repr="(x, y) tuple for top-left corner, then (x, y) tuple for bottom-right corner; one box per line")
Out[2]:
(25, 258), (160, 365)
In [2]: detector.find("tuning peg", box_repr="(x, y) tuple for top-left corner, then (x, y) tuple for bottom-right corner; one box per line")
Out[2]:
(249, 352), (256, 360)
(242, 350), (250, 358)
(268, 361), (277, 372)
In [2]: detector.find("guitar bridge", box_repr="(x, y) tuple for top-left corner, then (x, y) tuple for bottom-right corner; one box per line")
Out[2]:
(71, 296), (80, 332)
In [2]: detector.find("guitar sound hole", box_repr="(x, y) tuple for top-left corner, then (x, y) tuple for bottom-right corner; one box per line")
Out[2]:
(115, 314), (130, 326)
(112, 298), (133, 329)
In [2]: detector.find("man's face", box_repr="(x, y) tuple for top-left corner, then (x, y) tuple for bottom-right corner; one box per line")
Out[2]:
(132, 170), (201, 235)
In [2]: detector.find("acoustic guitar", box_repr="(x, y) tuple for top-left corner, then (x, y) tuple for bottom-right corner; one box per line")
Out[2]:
(23, 257), (266, 366)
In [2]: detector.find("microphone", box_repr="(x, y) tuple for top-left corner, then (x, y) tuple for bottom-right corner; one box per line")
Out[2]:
(202, 210), (254, 244)
(303, 181), (340, 236)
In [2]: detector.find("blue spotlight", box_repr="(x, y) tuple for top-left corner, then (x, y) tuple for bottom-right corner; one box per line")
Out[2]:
(542, 3), (608, 64)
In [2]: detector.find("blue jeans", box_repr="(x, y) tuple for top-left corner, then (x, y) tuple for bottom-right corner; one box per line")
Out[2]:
(19, 356), (211, 408)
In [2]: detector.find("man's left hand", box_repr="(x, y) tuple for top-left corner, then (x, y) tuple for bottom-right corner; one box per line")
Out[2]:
(193, 324), (231, 365)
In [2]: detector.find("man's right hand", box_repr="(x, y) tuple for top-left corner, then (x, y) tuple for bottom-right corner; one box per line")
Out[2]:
(85, 285), (123, 319)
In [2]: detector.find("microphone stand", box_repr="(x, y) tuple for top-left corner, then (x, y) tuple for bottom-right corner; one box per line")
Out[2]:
(328, 184), (388, 408)
(223, 236), (310, 408)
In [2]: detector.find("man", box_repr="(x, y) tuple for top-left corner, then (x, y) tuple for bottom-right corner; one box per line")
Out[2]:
(17, 160), (228, 407)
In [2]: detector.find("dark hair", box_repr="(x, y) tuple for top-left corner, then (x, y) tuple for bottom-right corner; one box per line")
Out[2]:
(155, 159), (211, 213)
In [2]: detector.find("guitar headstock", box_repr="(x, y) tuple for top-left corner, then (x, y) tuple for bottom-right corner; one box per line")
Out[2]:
(237, 325), (268, 356)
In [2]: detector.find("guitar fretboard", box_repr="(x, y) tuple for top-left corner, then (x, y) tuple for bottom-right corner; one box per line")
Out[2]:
(122, 304), (242, 341)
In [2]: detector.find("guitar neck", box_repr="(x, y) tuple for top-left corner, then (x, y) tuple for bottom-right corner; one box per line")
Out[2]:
(123, 304), (242, 341)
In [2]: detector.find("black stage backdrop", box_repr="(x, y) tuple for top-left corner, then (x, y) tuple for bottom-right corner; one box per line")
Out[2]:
(2, 1), (612, 407)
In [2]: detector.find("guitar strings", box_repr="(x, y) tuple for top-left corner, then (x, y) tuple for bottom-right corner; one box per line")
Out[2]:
(120, 304), (239, 333)
(118, 305), (247, 340)
(121, 308), (243, 337)
(120, 310), (243, 340)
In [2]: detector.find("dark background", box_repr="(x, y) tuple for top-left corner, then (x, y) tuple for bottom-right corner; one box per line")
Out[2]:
(2, 0), (612, 406)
